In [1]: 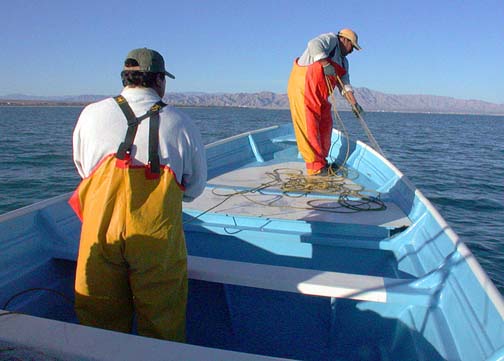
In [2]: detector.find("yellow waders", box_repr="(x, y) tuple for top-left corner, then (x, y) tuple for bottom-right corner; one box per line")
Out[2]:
(69, 97), (187, 341)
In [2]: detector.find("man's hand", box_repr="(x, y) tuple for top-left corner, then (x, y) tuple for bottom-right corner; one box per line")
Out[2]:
(322, 63), (336, 76)
(352, 103), (364, 118)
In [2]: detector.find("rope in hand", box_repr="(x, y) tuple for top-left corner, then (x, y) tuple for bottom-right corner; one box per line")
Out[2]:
(329, 74), (385, 156)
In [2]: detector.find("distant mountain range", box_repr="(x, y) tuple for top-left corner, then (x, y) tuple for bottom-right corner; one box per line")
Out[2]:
(2, 88), (504, 115)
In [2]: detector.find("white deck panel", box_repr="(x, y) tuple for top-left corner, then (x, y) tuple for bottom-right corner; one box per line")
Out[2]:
(186, 162), (411, 228)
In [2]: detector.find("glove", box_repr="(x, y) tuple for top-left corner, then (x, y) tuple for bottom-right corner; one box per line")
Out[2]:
(322, 63), (336, 76)
(352, 103), (364, 118)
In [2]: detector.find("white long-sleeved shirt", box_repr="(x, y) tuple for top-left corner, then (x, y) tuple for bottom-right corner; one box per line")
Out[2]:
(298, 32), (352, 92)
(72, 87), (207, 202)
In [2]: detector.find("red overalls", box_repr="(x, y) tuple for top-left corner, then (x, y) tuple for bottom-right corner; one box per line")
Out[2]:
(287, 59), (346, 175)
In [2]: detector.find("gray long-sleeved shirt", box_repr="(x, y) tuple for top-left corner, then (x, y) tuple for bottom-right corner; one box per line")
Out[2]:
(298, 32), (352, 92)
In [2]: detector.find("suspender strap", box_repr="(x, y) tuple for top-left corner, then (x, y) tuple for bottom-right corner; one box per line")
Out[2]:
(114, 95), (137, 126)
(114, 96), (139, 160)
(148, 112), (161, 174)
(113, 95), (167, 175)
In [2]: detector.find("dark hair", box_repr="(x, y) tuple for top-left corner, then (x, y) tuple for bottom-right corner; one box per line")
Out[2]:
(121, 70), (160, 87)
(121, 58), (162, 87)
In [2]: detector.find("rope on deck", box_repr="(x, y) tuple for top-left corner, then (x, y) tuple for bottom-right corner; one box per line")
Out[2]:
(185, 166), (386, 225)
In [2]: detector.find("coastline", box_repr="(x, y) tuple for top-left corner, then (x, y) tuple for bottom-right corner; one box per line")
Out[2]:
(2, 88), (504, 116)
(2, 101), (503, 116)
(0, 101), (88, 107)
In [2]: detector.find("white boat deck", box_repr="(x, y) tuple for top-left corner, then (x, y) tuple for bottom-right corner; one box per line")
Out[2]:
(187, 161), (411, 229)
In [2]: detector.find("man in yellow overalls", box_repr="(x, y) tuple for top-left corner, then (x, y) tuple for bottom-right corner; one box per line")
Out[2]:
(70, 48), (207, 341)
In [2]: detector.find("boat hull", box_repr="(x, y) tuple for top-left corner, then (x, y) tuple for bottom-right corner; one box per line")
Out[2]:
(1, 123), (503, 360)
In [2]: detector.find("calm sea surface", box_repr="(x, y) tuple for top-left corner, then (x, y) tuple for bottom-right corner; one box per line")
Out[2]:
(0, 106), (503, 294)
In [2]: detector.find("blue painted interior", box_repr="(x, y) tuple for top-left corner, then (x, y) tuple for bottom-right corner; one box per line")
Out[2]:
(0, 123), (502, 360)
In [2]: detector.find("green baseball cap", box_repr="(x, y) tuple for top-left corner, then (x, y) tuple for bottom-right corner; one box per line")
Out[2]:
(123, 48), (175, 79)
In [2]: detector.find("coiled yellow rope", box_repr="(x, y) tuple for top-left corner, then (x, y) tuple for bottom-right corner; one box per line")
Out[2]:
(183, 166), (386, 226)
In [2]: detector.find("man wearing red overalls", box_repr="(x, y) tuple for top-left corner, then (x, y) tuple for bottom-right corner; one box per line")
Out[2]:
(288, 29), (363, 176)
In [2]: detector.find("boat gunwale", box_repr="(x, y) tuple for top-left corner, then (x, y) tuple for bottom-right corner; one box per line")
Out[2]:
(352, 136), (504, 319)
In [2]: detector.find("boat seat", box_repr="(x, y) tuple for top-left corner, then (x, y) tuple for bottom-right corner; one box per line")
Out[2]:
(48, 251), (418, 304)
(188, 256), (425, 305)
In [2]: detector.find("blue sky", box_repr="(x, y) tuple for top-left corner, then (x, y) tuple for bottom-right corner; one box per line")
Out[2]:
(2, 0), (503, 103)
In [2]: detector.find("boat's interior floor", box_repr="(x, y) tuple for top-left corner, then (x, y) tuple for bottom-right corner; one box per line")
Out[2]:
(186, 161), (411, 229)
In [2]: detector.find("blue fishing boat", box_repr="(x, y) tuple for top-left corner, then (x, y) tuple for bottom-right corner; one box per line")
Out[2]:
(0, 123), (503, 360)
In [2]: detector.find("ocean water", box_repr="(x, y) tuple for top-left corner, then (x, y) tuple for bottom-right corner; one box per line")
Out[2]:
(0, 106), (503, 294)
